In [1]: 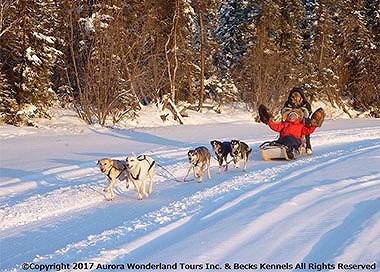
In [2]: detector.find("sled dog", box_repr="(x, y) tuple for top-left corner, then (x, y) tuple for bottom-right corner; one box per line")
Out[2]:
(126, 153), (156, 200)
(210, 140), (232, 172)
(187, 146), (211, 182)
(97, 158), (129, 201)
(230, 140), (252, 171)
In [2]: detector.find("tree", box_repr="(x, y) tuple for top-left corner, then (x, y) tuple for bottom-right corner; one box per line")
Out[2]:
(0, 0), (60, 124)
(336, 0), (379, 114)
(230, 0), (304, 110)
(301, 0), (341, 105)
(214, 0), (259, 71)
(0, 63), (19, 124)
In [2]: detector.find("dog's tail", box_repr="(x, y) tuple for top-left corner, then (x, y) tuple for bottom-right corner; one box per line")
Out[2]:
(247, 148), (252, 157)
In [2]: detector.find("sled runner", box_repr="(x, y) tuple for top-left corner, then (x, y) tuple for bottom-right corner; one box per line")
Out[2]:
(260, 141), (291, 161)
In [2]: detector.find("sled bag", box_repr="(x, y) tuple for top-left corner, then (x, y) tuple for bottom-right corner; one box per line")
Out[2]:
(260, 142), (290, 161)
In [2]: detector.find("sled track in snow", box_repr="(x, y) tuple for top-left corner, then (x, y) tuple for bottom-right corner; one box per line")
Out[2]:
(1, 126), (380, 271)
(3, 140), (376, 270)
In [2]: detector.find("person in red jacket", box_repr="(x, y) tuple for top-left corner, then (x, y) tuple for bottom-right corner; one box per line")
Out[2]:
(281, 87), (313, 154)
(268, 111), (316, 159)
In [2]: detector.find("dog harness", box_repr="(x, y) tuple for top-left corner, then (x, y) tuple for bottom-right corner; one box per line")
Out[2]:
(129, 155), (155, 180)
(190, 156), (200, 166)
(115, 167), (127, 180)
(106, 160), (128, 180)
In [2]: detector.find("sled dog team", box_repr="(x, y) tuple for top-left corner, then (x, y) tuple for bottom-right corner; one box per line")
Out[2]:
(98, 87), (325, 201)
(98, 139), (252, 201)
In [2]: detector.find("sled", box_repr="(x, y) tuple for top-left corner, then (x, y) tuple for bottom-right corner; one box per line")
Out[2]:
(260, 141), (291, 161)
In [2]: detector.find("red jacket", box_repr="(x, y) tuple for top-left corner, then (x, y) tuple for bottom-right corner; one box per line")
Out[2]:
(268, 119), (316, 140)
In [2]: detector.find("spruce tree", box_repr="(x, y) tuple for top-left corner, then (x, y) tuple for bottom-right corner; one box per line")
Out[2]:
(214, 0), (259, 70)
(0, 67), (19, 124)
(302, 0), (340, 104)
(339, 0), (380, 113)
(0, 0), (60, 124)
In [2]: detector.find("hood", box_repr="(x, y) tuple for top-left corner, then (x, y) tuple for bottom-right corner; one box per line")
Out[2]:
(287, 87), (307, 102)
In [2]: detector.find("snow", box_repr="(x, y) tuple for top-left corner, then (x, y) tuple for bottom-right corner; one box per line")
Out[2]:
(1, 106), (380, 271)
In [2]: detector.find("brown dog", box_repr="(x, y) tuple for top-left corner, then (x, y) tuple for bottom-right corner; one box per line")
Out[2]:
(187, 146), (211, 182)
(97, 158), (128, 201)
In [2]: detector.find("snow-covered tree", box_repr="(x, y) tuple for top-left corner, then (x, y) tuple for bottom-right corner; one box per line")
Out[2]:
(338, 0), (380, 114)
(0, 65), (19, 124)
(227, 0), (305, 109)
(0, 0), (61, 124)
(301, 0), (340, 105)
(214, 0), (259, 71)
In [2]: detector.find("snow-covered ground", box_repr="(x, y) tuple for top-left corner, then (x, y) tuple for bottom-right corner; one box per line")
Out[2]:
(1, 106), (379, 272)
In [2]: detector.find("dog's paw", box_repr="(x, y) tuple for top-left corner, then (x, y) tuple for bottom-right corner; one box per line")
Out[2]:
(108, 197), (114, 201)
(138, 194), (143, 200)
(103, 188), (109, 192)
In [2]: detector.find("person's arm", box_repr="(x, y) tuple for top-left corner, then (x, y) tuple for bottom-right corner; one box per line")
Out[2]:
(268, 120), (285, 132)
(302, 125), (316, 135)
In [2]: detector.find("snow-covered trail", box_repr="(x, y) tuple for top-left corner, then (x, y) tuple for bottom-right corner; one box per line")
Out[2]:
(1, 120), (380, 271)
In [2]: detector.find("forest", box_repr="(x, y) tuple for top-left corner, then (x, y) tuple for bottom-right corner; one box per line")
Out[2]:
(0, 0), (379, 126)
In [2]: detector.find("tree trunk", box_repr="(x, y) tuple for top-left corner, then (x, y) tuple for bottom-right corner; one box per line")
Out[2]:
(198, 1), (205, 112)
(165, 0), (180, 103)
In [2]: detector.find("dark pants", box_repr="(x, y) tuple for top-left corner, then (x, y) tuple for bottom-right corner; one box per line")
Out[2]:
(304, 118), (312, 149)
(276, 136), (302, 149)
(276, 136), (302, 159)
(305, 134), (311, 149)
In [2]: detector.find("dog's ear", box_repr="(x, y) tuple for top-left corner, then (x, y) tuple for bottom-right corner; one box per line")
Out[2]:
(131, 152), (136, 157)
(97, 160), (100, 165)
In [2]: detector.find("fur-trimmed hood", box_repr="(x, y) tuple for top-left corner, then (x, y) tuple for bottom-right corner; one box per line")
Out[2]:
(287, 87), (307, 102)
(283, 87), (312, 115)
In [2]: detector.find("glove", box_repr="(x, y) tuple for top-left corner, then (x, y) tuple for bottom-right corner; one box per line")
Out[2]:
(310, 108), (325, 127)
(258, 104), (273, 124)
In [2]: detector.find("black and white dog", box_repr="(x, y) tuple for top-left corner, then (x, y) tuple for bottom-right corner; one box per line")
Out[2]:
(210, 140), (232, 172)
(230, 140), (252, 171)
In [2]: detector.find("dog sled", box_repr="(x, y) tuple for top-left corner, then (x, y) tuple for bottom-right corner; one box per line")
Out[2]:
(260, 141), (291, 161)
(260, 141), (309, 161)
